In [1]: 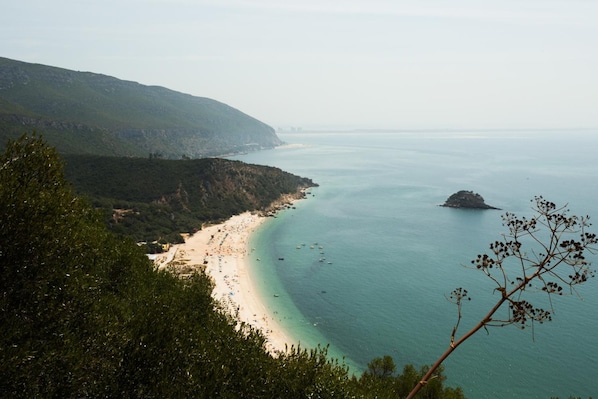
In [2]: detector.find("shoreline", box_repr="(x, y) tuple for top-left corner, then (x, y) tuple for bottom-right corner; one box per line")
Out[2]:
(153, 211), (297, 354)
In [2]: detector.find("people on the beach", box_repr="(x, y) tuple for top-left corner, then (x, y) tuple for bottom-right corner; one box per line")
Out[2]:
(153, 212), (291, 354)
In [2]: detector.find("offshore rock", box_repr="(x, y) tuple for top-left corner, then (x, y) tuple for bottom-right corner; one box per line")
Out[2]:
(440, 190), (500, 210)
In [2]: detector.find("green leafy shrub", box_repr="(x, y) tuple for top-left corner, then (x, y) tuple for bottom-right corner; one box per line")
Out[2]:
(0, 134), (464, 398)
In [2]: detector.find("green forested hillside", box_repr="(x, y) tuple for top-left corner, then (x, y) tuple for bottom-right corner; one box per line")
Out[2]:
(0, 135), (467, 398)
(0, 57), (281, 157)
(63, 154), (316, 244)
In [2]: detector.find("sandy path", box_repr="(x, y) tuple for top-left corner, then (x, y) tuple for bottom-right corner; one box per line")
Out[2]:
(154, 212), (295, 354)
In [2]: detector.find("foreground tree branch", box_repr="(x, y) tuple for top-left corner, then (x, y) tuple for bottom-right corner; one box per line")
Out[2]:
(407, 197), (597, 399)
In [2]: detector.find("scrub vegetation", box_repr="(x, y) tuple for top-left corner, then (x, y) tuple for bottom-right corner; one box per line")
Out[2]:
(62, 153), (317, 245)
(1, 135), (466, 398)
(0, 57), (281, 158)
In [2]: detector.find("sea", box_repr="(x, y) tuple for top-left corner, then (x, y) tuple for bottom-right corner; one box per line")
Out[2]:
(231, 130), (598, 399)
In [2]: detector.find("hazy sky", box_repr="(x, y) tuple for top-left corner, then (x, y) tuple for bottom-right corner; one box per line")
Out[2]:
(3, 0), (598, 129)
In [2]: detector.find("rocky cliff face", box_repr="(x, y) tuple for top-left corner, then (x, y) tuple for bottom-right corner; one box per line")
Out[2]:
(440, 190), (500, 210)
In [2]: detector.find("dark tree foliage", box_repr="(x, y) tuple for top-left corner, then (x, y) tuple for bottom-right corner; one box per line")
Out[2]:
(367, 355), (397, 379)
(0, 134), (286, 397)
(0, 134), (464, 398)
(355, 358), (465, 399)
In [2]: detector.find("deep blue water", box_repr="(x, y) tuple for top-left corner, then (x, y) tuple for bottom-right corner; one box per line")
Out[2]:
(233, 130), (598, 398)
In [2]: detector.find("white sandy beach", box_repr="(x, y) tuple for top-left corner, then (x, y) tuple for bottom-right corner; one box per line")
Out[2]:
(154, 212), (296, 354)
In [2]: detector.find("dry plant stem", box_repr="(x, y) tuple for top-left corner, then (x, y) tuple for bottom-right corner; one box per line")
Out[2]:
(406, 282), (520, 399)
(406, 197), (596, 399)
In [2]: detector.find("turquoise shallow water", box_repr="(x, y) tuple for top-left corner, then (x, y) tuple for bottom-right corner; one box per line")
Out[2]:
(234, 130), (598, 398)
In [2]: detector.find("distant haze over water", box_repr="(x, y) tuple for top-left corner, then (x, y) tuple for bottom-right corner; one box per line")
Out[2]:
(233, 130), (598, 398)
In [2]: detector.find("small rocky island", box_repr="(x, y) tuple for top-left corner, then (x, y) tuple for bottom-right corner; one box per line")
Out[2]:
(440, 190), (500, 210)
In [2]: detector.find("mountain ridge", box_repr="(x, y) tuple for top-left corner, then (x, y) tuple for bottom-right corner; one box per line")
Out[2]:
(0, 57), (281, 157)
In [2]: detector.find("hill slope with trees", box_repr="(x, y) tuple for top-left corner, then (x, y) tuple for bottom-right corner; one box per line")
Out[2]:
(0, 57), (282, 157)
(0, 135), (469, 398)
(62, 153), (317, 245)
